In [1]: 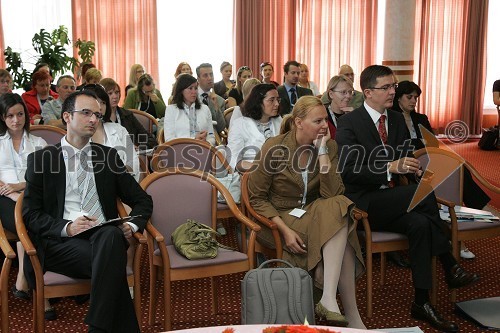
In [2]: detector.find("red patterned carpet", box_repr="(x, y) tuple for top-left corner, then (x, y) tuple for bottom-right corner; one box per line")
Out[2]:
(439, 138), (500, 209)
(5, 223), (500, 332)
(4, 141), (499, 332)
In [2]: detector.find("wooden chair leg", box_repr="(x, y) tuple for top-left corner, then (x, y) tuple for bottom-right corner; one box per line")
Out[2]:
(164, 272), (172, 332)
(380, 253), (386, 285)
(148, 265), (157, 326)
(366, 250), (373, 318)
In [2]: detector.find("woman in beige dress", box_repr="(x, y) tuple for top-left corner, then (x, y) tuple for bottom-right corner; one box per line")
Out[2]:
(248, 95), (365, 329)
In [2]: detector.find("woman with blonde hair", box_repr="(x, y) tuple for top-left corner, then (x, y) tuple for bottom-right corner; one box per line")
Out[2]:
(248, 95), (365, 329)
(298, 63), (320, 96)
(324, 75), (354, 138)
(125, 64), (146, 96)
(214, 61), (235, 99)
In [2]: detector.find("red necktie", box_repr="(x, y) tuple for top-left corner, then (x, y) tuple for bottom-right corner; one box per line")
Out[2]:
(378, 114), (387, 144)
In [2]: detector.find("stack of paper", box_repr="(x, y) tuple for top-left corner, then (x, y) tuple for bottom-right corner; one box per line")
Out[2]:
(440, 206), (499, 223)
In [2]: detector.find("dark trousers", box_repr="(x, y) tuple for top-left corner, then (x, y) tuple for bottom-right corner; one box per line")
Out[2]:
(0, 196), (16, 234)
(365, 184), (451, 289)
(44, 226), (139, 333)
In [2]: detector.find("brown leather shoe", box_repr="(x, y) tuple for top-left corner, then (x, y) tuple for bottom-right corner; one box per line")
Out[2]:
(411, 302), (458, 332)
(445, 264), (479, 289)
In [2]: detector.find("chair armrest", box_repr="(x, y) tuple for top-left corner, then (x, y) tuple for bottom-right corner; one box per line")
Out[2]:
(436, 197), (455, 208)
(145, 222), (164, 243)
(0, 223), (15, 259)
(352, 207), (367, 221)
(463, 161), (500, 194)
(133, 231), (147, 244)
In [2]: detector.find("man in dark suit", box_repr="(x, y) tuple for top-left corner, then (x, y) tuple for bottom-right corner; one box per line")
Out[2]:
(336, 65), (478, 332)
(23, 90), (153, 333)
(277, 60), (313, 115)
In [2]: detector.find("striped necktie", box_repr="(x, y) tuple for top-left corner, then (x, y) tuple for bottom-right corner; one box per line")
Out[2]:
(77, 152), (105, 223)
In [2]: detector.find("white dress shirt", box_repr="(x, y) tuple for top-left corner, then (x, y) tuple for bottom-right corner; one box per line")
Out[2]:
(364, 102), (392, 183)
(60, 136), (138, 236)
(163, 103), (216, 145)
(227, 116), (282, 170)
(0, 130), (47, 184)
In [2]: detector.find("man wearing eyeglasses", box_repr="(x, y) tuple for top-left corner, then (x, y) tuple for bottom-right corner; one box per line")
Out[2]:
(277, 60), (313, 116)
(336, 65), (478, 332)
(23, 89), (152, 332)
(41, 75), (77, 128)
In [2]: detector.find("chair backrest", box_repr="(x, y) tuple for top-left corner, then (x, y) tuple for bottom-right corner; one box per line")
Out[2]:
(414, 147), (463, 204)
(29, 125), (66, 145)
(224, 107), (235, 128)
(140, 169), (219, 246)
(130, 109), (159, 134)
(151, 138), (218, 173)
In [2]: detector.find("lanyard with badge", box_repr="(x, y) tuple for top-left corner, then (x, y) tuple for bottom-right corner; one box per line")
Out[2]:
(289, 154), (312, 219)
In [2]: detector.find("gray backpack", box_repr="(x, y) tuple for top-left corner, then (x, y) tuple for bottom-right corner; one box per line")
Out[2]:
(241, 259), (315, 325)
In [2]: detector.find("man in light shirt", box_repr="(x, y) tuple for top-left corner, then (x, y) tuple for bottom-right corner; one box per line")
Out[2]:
(41, 75), (76, 128)
(23, 89), (152, 332)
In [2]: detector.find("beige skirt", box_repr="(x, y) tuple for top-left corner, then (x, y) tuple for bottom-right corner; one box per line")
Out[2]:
(276, 195), (364, 278)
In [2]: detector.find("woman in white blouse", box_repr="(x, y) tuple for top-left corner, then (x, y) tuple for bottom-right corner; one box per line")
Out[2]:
(0, 93), (49, 309)
(227, 84), (282, 172)
(81, 84), (140, 181)
(163, 74), (216, 145)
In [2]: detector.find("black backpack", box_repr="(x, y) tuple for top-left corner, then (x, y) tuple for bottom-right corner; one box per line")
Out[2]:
(478, 126), (499, 150)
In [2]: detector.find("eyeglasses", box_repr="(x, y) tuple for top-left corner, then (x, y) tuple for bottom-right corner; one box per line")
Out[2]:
(369, 83), (398, 92)
(0, 79), (11, 85)
(264, 97), (281, 104)
(70, 109), (103, 119)
(332, 89), (354, 96)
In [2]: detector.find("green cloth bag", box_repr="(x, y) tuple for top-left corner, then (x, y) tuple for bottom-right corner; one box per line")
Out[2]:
(171, 219), (232, 260)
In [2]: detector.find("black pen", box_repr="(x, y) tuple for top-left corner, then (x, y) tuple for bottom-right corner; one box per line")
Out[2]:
(83, 215), (92, 221)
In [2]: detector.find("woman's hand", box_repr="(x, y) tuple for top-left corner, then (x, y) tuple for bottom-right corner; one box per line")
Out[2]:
(313, 127), (331, 148)
(195, 130), (208, 141)
(282, 226), (307, 255)
(0, 183), (23, 196)
(149, 93), (159, 103)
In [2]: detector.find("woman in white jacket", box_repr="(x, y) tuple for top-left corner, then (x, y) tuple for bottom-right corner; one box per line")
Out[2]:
(163, 74), (216, 145)
(82, 84), (140, 181)
(227, 84), (282, 172)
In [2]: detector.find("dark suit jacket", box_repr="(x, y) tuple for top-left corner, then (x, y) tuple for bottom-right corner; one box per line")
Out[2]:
(117, 107), (157, 149)
(22, 143), (153, 273)
(407, 111), (433, 150)
(277, 85), (313, 116)
(335, 106), (413, 210)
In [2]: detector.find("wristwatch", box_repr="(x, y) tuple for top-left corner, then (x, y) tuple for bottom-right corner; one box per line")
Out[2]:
(317, 146), (329, 156)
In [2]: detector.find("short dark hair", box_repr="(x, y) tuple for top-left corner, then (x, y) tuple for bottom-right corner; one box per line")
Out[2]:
(81, 84), (112, 122)
(0, 93), (30, 135)
(283, 60), (300, 74)
(241, 84), (277, 121)
(57, 75), (76, 86)
(172, 74), (201, 110)
(359, 65), (394, 91)
(196, 63), (212, 78)
(33, 62), (52, 78)
(61, 90), (98, 125)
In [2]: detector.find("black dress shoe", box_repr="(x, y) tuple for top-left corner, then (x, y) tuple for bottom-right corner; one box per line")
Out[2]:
(387, 251), (411, 268)
(44, 307), (57, 321)
(72, 294), (90, 305)
(411, 302), (458, 332)
(11, 286), (31, 300)
(445, 264), (479, 289)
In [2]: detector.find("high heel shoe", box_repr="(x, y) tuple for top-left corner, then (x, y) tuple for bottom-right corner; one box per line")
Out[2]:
(315, 302), (349, 327)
